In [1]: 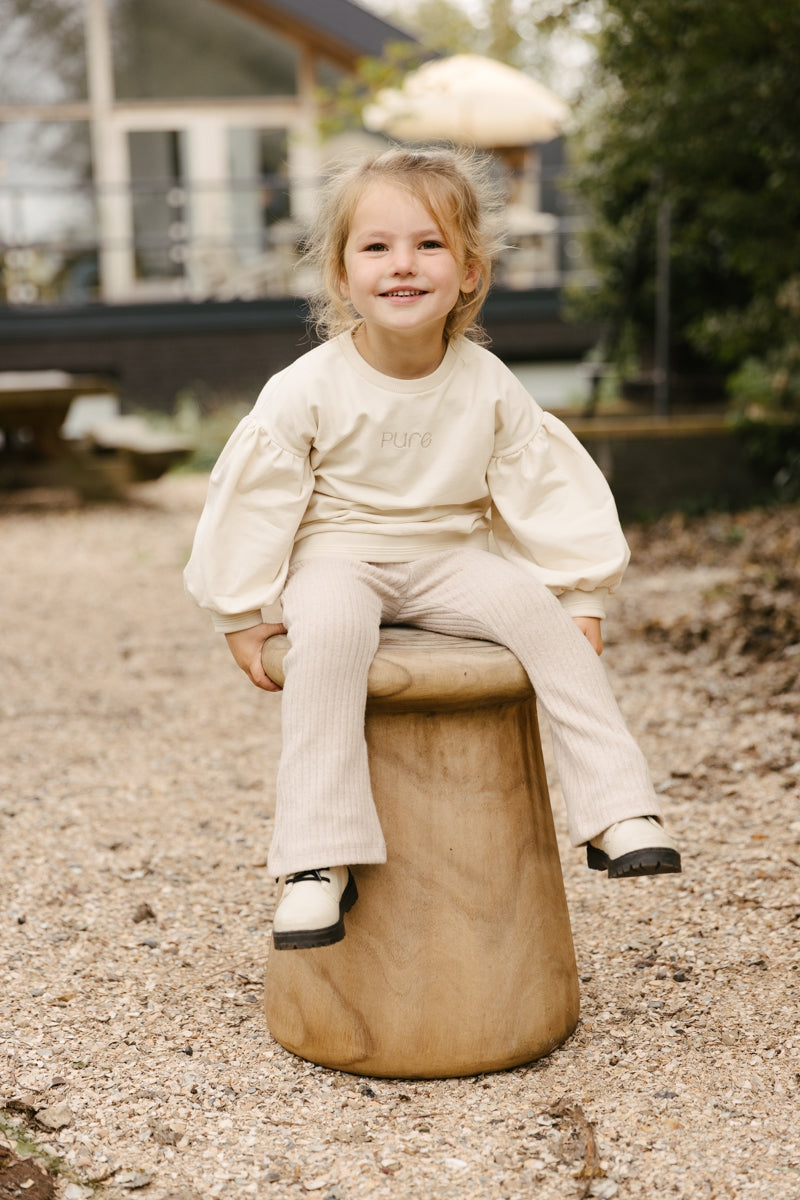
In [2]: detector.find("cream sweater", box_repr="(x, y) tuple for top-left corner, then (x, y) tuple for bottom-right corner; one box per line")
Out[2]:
(184, 331), (630, 631)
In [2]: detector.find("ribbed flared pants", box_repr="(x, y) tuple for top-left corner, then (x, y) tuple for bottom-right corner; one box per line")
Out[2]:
(267, 548), (661, 877)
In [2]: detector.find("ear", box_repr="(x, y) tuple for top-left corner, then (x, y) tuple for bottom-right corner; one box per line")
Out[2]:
(335, 258), (352, 300)
(461, 261), (480, 294)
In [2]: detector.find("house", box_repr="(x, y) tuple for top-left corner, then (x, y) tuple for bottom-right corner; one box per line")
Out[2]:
(0, 1), (598, 409)
(0, 0), (415, 304)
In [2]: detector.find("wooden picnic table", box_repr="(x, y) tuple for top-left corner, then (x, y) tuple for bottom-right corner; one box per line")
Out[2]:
(0, 370), (193, 497)
(0, 371), (113, 462)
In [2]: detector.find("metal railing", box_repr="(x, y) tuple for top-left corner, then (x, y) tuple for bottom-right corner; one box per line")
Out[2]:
(0, 172), (596, 307)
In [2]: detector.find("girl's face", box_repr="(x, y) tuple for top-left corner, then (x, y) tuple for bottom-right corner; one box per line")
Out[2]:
(340, 181), (478, 346)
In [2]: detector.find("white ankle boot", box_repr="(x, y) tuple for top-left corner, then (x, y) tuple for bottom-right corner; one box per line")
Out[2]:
(587, 817), (681, 878)
(272, 866), (358, 950)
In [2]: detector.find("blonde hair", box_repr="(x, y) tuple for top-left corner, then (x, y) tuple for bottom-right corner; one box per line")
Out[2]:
(303, 145), (505, 344)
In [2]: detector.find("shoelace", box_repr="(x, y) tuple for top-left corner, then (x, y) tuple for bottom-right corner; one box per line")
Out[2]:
(286, 868), (330, 884)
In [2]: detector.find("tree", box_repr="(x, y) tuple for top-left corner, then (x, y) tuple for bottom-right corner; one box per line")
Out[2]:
(388, 0), (479, 55)
(379, 0), (570, 84)
(556, 0), (800, 411)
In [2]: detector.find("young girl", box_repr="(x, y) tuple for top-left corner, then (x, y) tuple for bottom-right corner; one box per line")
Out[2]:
(185, 147), (680, 951)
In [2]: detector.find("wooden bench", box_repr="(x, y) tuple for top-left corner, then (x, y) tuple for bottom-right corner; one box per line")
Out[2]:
(262, 627), (580, 1078)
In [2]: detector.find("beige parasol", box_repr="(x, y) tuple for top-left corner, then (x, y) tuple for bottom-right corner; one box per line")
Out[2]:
(362, 54), (569, 148)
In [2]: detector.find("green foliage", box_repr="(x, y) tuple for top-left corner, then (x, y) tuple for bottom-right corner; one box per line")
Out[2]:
(315, 41), (427, 139)
(733, 416), (800, 502)
(721, 276), (800, 418)
(146, 388), (250, 473)
(560, 0), (800, 398)
(484, 0), (524, 65)
(725, 272), (800, 499)
(314, 0), (483, 140)
(397, 0), (576, 79)
(397, 0), (480, 55)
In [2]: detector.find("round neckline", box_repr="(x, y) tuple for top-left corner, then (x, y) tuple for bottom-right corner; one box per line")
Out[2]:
(337, 329), (459, 392)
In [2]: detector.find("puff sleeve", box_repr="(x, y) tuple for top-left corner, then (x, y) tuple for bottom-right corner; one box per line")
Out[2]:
(183, 397), (315, 632)
(488, 409), (630, 619)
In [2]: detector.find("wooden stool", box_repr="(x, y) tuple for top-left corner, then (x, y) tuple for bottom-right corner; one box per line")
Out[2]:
(262, 628), (580, 1078)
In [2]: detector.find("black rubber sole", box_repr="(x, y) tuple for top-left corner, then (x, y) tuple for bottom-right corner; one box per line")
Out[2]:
(587, 843), (682, 878)
(272, 870), (359, 950)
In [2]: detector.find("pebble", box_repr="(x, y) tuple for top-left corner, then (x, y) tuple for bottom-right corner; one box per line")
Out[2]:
(591, 1182), (619, 1199)
(115, 1171), (155, 1190)
(1, 479), (797, 1200)
(35, 1103), (73, 1130)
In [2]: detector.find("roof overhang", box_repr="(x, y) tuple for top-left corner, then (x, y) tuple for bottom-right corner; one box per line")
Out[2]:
(212, 0), (418, 69)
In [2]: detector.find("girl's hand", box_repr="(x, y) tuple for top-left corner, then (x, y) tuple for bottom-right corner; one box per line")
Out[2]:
(572, 615), (603, 656)
(225, 622), (286, 691)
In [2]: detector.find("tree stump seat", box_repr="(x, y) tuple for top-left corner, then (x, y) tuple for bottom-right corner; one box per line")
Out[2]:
(262, 627), (580, 1079)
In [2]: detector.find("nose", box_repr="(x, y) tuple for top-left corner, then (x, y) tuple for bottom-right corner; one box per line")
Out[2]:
(389, 244), (416, 275)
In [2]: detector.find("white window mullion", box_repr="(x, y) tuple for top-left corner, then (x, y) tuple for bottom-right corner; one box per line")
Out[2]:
(85, 0), (135, 300)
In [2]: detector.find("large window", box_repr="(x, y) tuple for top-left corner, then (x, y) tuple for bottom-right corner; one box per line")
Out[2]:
(229, 128), (290, 258)
(0, 0), (88, 104)
(111, 0), (298, 99)
(0, 121), (96, 303)
(128, 130), (188, 281)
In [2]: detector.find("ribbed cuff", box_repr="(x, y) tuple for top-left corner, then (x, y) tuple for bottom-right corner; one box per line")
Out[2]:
(210, 609), (265, 633)
(557, 588), (608, 619)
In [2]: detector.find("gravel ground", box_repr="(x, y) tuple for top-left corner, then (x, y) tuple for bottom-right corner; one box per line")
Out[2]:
(1, 474), (798, 1200)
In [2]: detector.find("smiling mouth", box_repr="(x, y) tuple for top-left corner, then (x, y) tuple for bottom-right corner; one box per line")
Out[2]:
(381, 288), (427, 297)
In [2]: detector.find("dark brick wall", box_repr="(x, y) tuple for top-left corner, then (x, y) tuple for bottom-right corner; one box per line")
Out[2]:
(0, 300), (312, 410)
(0, 293), (598, 411)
